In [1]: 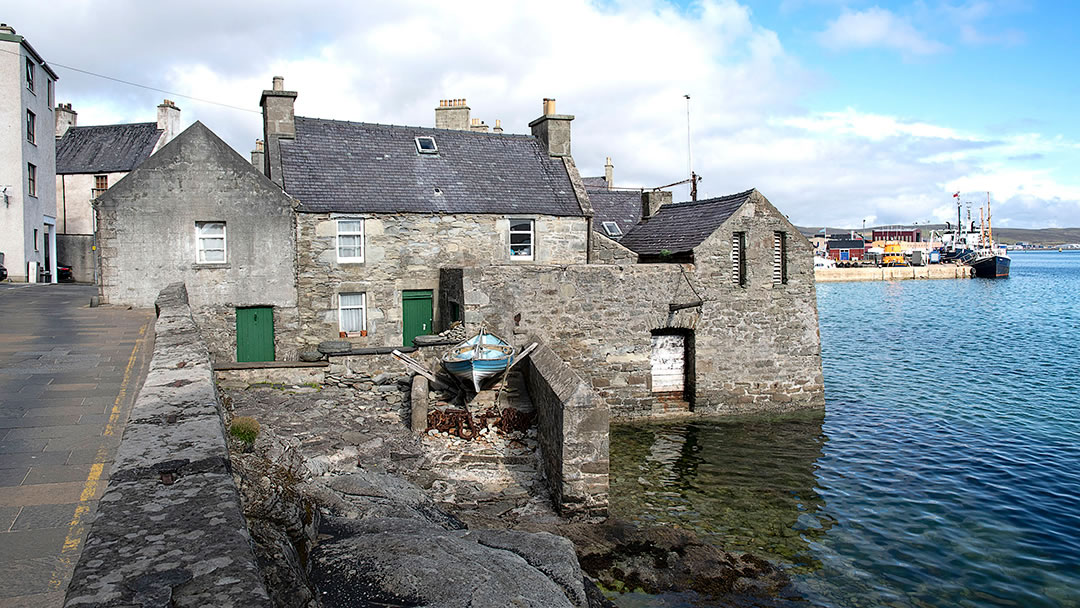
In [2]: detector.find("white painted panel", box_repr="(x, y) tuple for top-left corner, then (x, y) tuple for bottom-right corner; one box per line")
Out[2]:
(650, 334), (685, 392)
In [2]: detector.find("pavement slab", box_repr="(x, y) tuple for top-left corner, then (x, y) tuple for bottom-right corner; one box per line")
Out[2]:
(0, 284), (152, 607)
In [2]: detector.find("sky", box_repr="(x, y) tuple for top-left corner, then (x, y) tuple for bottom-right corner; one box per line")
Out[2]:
(5, 0), (1078, 228)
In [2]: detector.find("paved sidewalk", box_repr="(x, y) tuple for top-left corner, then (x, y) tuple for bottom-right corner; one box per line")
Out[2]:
(0, 284), (153, 608)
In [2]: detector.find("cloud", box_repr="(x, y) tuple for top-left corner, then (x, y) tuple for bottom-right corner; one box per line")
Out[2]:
(2, 0), (1075, 229)
(817, 7), (947, 56)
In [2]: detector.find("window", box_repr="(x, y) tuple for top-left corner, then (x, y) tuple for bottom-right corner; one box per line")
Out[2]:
(731, 231), (746, 286)
(415, 136), (438, 154)
(93, 175), (108, 199)
(338, 293), (366, 334)
(336, 219), (365, 262)
(47, 79), (53, 108)
(26, 110), (35, 144)
(196, 222), (226, 263)
(34, 229), (39, 251)
(773, 231), (788, 285)
(509, 219), (534, 260)
(27, 163), (36, 197)
(25, 57), (34, 93)
(601, 221), (622, 237)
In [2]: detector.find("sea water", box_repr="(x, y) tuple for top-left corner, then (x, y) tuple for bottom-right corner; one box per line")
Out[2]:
(609, 251), (1080, 607)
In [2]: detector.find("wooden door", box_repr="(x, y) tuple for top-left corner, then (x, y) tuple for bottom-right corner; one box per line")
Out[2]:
(650, 334), (685, 392)
(236, 307), (274, 362)
(402, 290), (433, 347)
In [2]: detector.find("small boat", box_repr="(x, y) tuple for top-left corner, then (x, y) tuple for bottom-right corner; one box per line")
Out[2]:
(441, 329), (515, 392)
(969, 247), (1011, 278)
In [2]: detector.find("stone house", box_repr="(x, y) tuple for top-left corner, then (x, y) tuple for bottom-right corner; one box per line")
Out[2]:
(0, 23), (59, 283)
(95, 121), (299, 362)
(259, 79), (593, 350)
(455, 188), (825, 418)
(54, 99), (181, 281)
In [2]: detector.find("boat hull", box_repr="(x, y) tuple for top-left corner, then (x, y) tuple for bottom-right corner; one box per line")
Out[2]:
(971, 255), (1011, 278)
(441, 331), (515, 392)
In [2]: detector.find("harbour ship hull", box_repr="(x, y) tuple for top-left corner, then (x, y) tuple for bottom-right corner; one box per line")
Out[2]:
(971, 254), (1011, 278)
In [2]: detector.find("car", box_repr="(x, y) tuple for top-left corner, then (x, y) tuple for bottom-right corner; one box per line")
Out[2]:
(0, 263), (7, 281)
(57, 264), (74, 282)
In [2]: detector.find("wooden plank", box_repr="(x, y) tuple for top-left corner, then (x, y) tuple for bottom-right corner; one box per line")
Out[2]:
(391, 350), (450, 390)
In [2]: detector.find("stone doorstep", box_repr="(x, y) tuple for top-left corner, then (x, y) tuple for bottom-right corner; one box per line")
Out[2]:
(214, 361), (329, 370)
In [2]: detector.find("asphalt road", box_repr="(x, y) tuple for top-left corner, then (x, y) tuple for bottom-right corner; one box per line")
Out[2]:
(0, 284), (152, 608)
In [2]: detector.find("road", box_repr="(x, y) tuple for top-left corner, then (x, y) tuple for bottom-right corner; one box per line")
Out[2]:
(0, 284), (152, 608)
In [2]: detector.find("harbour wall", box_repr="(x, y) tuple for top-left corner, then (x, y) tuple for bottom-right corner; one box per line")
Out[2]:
(815, 264), (973, 282)
(64, 283), (271, 607)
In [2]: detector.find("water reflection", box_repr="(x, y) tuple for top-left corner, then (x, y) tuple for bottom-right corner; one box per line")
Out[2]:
(610, 412), (834, 573)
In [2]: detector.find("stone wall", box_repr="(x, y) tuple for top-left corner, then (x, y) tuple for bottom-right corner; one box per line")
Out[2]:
(294, 212), (588, 350)
(457, 197), (824, 418)
(524, 338), (609, 516)
(56, 233), (94, 282)
(64, 283), (271, 608)
(591, 232), (638, 264)
(96, 122), (300, 362)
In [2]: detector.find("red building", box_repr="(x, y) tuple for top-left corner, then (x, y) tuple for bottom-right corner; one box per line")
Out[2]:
(872, 227), (921, 242)
(826, 238), (866, 261)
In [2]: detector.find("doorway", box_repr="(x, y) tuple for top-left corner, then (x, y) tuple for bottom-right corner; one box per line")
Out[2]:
(402, 290), (434, 347)
(236, 306), (275, 362)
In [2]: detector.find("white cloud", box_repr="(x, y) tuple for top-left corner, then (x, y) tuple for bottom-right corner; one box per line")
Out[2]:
(2, 0), (1075, 229)
(818, 7), (947, 56)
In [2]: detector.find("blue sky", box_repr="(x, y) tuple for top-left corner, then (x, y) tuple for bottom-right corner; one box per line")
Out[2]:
(6, 0), (1078, 228)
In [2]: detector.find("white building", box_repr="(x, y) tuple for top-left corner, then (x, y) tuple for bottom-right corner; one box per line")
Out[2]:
(0, 23), (58, 282)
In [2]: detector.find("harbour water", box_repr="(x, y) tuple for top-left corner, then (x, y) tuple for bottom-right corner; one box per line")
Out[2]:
(609, 251), (1080, 607)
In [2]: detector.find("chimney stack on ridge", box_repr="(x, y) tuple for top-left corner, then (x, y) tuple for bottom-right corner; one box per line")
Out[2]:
(435, 98), (470, 131)
(529, 97), (573, 157)
(260, 76), (298, 186)
(156, 99), (181, 149)
(55, 102), (77, 139)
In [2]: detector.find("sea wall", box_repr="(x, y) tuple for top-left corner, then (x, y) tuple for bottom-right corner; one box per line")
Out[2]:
(524, 337), (609, 517)
(64, 283), (271, 608)
(815, 264), (973, 282)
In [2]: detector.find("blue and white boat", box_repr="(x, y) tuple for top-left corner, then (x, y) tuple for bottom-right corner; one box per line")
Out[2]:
(441, 330), (515, 392)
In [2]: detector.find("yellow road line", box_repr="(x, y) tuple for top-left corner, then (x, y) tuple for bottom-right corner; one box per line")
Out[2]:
(48, 321), (148, 591)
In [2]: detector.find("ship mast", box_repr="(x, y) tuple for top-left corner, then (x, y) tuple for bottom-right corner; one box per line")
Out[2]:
(987, 192), (993, 248)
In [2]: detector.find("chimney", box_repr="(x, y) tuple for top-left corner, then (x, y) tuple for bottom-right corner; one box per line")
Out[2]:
(642, 190), (672, 219)
(156, 99), (181, 146)
(435, 98), (470, 131)
(529, 97), (573, 157)
(0, 24), (14, 35)
(55, 102), (77, 139)
(493, 119), (503, 134)
(260, 76), (298, 186)
(604, 157), (614, 190)
(251, 139), (265, 174)
(469, 117), (489, 133)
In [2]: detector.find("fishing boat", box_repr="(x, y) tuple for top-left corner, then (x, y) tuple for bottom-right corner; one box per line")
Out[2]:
(969, 245), (1011, 278)
(441, 329), (515, 392)
(938, 192), (1010, 278)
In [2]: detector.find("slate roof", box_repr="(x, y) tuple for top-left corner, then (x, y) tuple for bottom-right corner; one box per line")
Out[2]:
(827, 238), (865, 250)
(618, 189), (755, 255)
(280, 117), (584, 216)
(581, 176), (608, 188)
(56, 123), (162, 174)
(587, 189), (642, 239)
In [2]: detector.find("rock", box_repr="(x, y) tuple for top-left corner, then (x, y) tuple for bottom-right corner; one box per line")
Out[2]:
(299, 350), (324, 362)
(310, 516), (588, 608)
(317, 340), (353, 355)
(372, 372), (394, 385)
(340, 431), (366, 445)
(412, 334), (451, 346)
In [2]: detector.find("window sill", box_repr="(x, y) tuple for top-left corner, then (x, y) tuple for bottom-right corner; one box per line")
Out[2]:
(509, 257), (534, 262)
(337, 258), (365, 264)
(193, 263), (230, 269)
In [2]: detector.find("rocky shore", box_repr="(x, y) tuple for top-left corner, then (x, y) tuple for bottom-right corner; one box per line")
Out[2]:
(221, 373), (797, 607)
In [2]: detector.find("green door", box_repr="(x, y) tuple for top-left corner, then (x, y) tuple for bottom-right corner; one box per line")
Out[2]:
(402, 290), (433, 347)
(236, 307), (275, 362)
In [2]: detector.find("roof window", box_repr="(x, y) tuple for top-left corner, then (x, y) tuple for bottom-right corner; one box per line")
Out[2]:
(415, 136), (438, 154)
(602, 221), (622, 237)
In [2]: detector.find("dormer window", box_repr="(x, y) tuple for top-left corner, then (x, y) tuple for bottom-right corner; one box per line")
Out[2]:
(415, 136), (438, 154)
(602, 221), (622, 237)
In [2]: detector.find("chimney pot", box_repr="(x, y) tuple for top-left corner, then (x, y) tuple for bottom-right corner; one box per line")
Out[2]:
(543, 98), (556, 116)
(0, 24), (14, 35)
(272, 76), (284, 91)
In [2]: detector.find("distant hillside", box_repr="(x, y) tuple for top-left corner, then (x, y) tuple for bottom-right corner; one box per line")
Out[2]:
(797, 225), (1080, 246)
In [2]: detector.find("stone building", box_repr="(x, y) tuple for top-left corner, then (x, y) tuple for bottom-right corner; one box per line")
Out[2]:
(95, 122), (299, 362)
(259, 79), (593, 350)
(454, 188), (825, 418)
(0, 24), (59, 282)
(53, 100), (181, 281)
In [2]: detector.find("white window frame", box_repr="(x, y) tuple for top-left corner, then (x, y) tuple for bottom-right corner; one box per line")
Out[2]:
(196, 221), (227, 264)
(27, 163), (36, 197)
(509, 218), (534, 261)
(338, 292), (367, 334)
(25, 57), (34, 93)
(336, 218), (365, 263)
(601, 221), (622, 237)
(26, 110), (35, 144)
(414, 136), (438, 154)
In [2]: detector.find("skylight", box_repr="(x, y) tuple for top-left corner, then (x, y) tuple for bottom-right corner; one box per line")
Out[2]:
(415, 136), (438, 154)
(602, 221), (623, 237)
